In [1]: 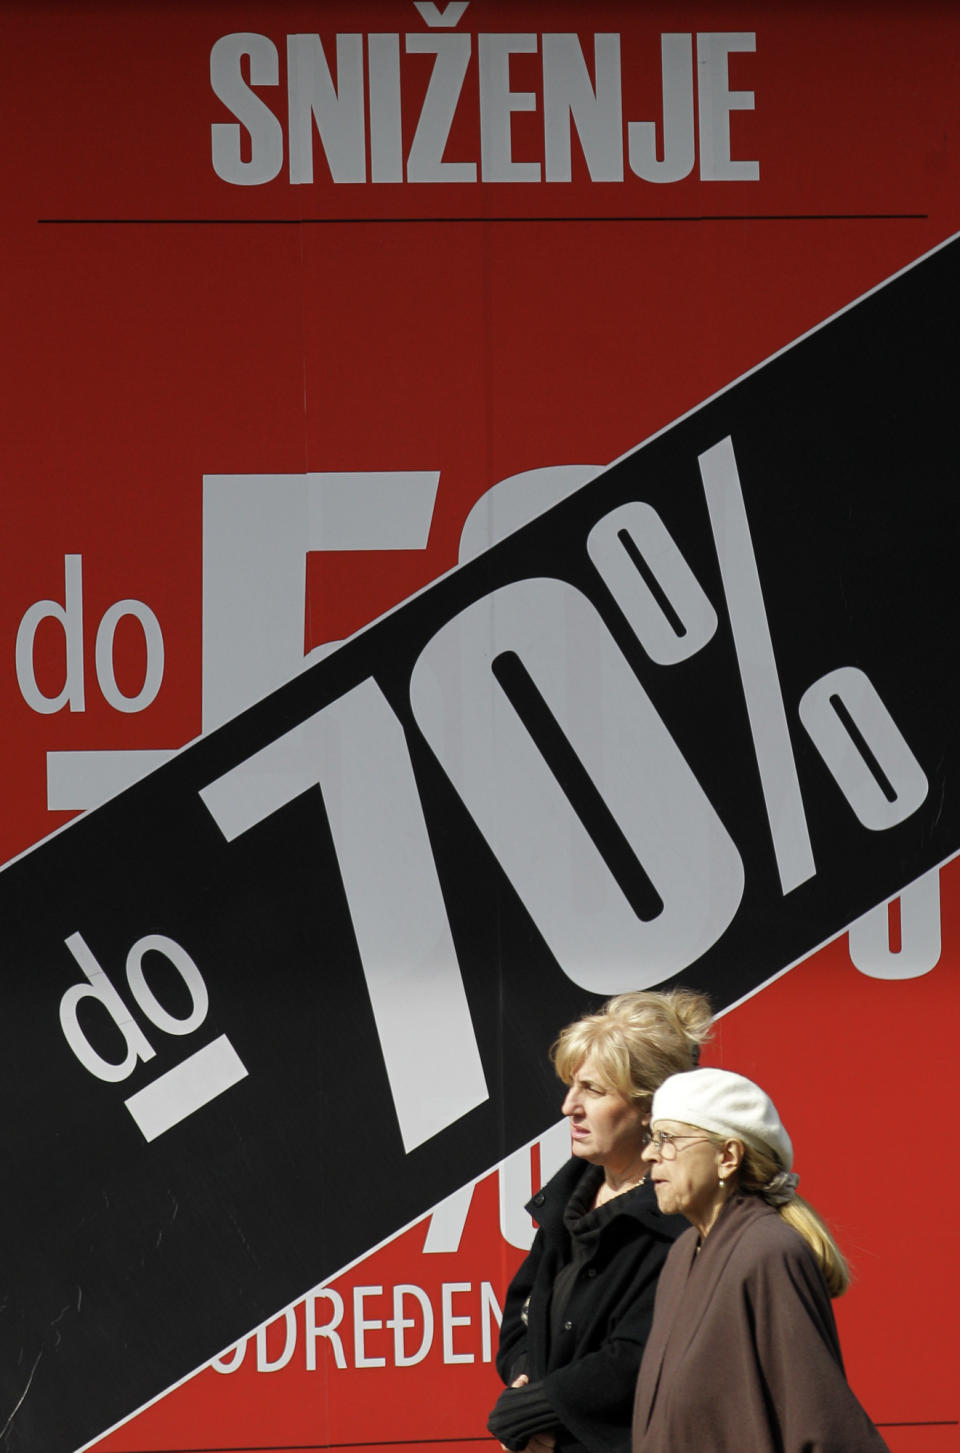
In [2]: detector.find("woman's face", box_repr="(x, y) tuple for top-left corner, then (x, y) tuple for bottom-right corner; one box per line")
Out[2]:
(561, 1055), (648, 1173)
(642, 1119), (725, 1230)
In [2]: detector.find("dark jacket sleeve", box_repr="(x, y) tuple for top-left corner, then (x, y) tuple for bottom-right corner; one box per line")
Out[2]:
(488, 1381), (559, 1448)
(495, 1228), (543, 1386)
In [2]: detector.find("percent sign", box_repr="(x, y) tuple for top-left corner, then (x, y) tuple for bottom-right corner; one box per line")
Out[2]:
(589, 435), (929, 894)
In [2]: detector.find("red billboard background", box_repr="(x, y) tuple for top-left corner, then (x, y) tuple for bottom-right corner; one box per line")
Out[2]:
(1, 3), (958, 1450)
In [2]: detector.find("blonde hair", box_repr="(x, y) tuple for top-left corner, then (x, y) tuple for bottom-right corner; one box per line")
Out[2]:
(737, 1143), (850, 1298)
(551, 989), (713, 1107)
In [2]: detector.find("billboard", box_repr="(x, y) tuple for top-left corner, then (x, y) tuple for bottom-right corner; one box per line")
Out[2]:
(1, 4), (957, 1451)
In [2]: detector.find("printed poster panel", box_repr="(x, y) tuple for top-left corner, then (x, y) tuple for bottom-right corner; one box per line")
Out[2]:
(0, 3), (958, 1452)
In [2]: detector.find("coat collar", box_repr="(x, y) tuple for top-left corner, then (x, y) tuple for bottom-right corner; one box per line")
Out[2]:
(526, 1155), (682, 1239)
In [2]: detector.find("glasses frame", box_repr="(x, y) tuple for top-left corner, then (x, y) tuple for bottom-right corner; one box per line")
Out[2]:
(644, 1129), (717, 1160)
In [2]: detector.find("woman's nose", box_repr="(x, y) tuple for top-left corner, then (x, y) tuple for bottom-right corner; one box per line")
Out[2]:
(641, 1138), (657, 1163)
(561, 1086), (577, 1116)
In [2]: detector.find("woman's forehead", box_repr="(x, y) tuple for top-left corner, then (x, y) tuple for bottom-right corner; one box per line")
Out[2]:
(575, 1053), (604, 1079)
(651, 1118), (704, 1133)
(571, 1054), (619, 1094)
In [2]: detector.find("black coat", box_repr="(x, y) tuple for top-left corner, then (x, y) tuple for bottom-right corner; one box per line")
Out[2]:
(494, 1158), (687, 1453)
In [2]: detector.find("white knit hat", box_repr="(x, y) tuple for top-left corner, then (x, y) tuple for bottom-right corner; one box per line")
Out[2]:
(651, 1068), (793, 1170)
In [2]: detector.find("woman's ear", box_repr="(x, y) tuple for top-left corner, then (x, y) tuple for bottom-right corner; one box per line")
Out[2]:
(719, 1138), (744, 1182)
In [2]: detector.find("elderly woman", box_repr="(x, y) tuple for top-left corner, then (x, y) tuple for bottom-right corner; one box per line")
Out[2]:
(633, 1068), (889, 1452)
(488, 989), (713, 1453)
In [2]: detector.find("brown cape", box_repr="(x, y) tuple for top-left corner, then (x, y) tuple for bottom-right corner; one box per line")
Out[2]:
(632, 1193), (890, 1452)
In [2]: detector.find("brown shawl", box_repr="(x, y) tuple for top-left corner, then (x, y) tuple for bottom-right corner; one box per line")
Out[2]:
(632, 1192), (889, 1452)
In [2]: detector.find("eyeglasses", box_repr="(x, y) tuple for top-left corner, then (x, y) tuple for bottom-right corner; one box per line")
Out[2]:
(644, 1130), (715, 1159)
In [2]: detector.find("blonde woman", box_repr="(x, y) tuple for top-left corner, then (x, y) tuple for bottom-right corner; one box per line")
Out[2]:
(633, 1068), (889, 1452)
(488, 990), (712, 1453)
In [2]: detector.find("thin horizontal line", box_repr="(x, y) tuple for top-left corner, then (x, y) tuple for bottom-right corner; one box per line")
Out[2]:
(101, 1438), (493, 1452)
(96, 1425), (959, 1451)
(875, 1421), (960, 1428)
(37, 212), (927, 226)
